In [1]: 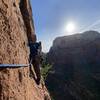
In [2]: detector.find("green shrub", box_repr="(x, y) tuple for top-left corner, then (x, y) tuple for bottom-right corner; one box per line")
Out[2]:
(41, 63), (52, 80)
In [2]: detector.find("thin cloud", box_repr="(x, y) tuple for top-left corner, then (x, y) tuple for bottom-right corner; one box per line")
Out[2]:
(80, 19), (100, 33)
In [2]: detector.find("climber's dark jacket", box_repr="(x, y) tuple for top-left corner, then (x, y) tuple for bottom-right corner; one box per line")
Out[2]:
(29, 41), (42, 85)
(29, 42), (41, 60)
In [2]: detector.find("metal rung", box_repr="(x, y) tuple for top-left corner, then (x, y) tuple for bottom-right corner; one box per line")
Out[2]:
(0, 64), (31, 68)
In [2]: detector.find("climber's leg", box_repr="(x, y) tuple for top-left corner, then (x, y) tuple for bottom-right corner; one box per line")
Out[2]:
(33, 61), (41, 85)
(29, 63), (35, 78)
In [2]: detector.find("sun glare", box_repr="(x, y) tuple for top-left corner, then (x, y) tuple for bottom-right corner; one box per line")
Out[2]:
(65, 22), (76, 33)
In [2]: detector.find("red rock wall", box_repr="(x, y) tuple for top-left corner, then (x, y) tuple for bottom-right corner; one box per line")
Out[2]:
(0, 0), (51, 100)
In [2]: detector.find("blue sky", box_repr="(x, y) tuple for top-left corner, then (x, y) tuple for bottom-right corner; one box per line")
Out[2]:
(30, 0), (100, 52)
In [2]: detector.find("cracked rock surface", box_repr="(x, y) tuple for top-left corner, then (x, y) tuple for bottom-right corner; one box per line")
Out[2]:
(0, 0), (51, 100)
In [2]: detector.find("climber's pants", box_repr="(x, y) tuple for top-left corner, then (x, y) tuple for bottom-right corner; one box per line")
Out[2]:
(32, 56), (41, 82)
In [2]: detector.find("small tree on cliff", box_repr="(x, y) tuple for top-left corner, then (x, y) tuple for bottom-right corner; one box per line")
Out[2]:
(41, 53), (52, 80)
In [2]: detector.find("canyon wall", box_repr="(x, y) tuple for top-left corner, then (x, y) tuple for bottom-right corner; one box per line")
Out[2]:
(0, 0), (50, 100)
(46, 31), (100, 100)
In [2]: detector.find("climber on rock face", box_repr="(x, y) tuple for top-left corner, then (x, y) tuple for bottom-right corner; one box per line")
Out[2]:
(29, 41), (42, 85)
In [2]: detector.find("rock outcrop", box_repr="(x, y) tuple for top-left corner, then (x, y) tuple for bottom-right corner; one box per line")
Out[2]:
(0, 0), (50, 100)
(46, 31), (100, 100)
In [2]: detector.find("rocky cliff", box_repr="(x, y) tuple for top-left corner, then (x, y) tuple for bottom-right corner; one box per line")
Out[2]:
(0, 0), (50, 100)
(46, 31), (100, 100)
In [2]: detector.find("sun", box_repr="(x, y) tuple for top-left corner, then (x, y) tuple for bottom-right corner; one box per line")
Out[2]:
(65, 22), (76, 33)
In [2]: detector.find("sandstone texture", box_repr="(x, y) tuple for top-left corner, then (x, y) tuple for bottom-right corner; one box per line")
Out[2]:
(0, 0), (50, 100)
(46, 31), (100, 100)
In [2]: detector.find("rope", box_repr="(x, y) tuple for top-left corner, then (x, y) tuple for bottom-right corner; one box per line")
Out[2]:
(0, 63), (31, 68)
